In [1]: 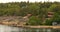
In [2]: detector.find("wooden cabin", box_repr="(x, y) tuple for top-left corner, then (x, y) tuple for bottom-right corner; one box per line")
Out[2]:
(48, 12), (54, 18)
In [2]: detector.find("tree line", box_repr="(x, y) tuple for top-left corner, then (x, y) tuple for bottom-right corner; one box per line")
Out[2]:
(0, 2), (60, 25)
(0, 2), (60, 16)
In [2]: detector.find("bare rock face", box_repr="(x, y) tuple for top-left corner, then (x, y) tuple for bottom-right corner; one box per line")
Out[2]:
(0, 16), (29, 22)
(0, 16), (29, 26)
(0, 14), (32, 26)
(0, 14), (32, 22)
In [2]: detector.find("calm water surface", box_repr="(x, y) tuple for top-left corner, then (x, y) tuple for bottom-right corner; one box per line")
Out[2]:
(0, 25), (60, 32)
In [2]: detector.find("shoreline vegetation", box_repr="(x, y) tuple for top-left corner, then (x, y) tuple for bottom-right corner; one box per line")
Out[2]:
(0, 2), (60, 28)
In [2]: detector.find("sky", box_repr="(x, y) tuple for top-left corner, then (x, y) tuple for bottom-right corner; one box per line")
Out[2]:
(0, 0), (60, 3)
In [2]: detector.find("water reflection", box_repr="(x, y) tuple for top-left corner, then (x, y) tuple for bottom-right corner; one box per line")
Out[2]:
(0, 25), (60, 32)
(52, 29), (60, 32)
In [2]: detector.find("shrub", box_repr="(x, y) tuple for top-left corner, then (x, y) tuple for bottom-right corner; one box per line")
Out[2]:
(27, 16), (41, 25)
(45, 19), (52, 25)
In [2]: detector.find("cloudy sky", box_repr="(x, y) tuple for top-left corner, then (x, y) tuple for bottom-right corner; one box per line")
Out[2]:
(0, 0), (60, 3)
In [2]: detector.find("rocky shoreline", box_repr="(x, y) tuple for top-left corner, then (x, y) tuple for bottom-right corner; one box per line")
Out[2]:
(23, 25), (60, 29)
(0, 16), (60, 29)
